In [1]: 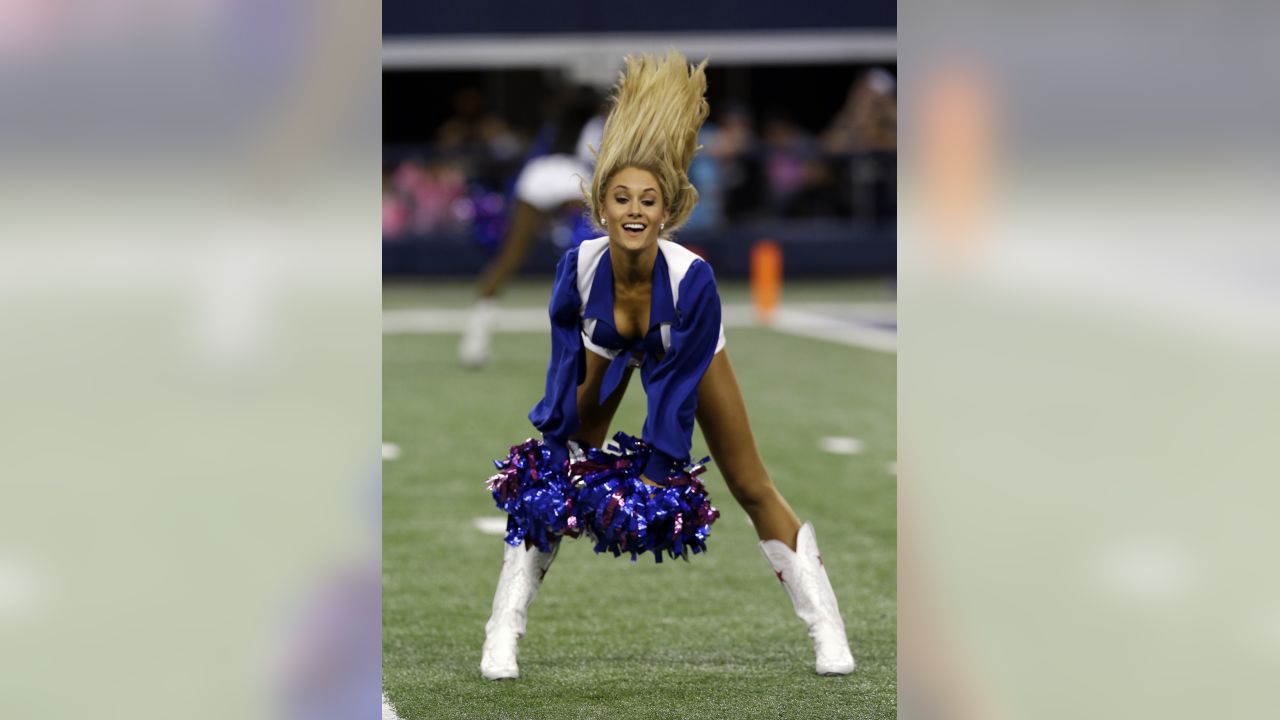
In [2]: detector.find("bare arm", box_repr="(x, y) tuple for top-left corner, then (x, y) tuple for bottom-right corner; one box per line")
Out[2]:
(573, 349), (633, 449)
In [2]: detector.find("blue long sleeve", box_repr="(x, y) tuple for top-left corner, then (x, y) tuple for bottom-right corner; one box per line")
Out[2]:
(639, 260), (722, 480)
(528, 248), (585, 464)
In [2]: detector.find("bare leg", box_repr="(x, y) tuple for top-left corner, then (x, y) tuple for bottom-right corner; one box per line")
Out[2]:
(696, 350), (802, 549)
(478, 200), (545, 298)
(699, 354), (854, 674)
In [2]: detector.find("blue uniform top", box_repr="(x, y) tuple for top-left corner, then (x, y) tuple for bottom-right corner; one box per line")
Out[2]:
(528, 237), (727, 480)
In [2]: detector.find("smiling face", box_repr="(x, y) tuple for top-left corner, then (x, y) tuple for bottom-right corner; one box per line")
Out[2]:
(602, 166), (670, 254)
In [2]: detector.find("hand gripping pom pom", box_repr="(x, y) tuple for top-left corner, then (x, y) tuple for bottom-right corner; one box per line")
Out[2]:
(485, 433), (720, 561)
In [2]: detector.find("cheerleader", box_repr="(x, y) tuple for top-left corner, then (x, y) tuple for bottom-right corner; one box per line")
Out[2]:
(480, 51), (856, 679)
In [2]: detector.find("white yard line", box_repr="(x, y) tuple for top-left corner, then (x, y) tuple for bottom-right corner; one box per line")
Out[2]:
(770, 308), (897, 353)
(472, 517), (509, 536)
(382, 693), (403, 720)
(819, 436), (865, 455)
(383, 307), (548, 334)
(385, 302), (896, 353)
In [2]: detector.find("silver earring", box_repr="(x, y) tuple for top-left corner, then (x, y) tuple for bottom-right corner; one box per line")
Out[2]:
(660, 223), (665, 230)
(600, 217), (606, 224)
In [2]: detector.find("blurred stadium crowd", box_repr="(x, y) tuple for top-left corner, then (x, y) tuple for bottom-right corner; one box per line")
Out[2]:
(383, 67), (895, 244)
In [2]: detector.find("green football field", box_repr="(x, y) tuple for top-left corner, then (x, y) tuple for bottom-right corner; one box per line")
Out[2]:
(383, 278), (897, 719)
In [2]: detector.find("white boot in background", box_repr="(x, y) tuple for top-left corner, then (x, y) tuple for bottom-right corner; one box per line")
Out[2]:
(459, 298), (498, 368)
(759, 522), (856, 676)
(480, 540), (559, 680)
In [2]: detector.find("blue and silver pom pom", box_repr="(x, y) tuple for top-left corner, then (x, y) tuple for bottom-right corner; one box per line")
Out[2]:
(485, 432), (720, 562)
(485, 438), (579, 552)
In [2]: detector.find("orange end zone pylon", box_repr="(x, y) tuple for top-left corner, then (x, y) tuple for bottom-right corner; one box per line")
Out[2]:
(750, 239), (782, 325)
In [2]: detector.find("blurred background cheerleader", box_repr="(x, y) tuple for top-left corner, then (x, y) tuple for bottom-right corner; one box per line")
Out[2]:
(458, 85), (605, 367)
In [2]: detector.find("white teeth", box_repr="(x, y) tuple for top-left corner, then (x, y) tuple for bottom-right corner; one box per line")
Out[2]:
(623, 223), (645, 231)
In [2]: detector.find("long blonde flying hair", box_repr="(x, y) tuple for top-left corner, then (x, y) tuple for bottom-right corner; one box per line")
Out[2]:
(586, 50), (709, 235)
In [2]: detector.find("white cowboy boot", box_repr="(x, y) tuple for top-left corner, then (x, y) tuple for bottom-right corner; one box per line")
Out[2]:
(759, 522), (856, 675)
(480, 540), (559, 680)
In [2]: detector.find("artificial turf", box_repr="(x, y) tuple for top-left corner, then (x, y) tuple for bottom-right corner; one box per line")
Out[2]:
(383, 281), (896, 719)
